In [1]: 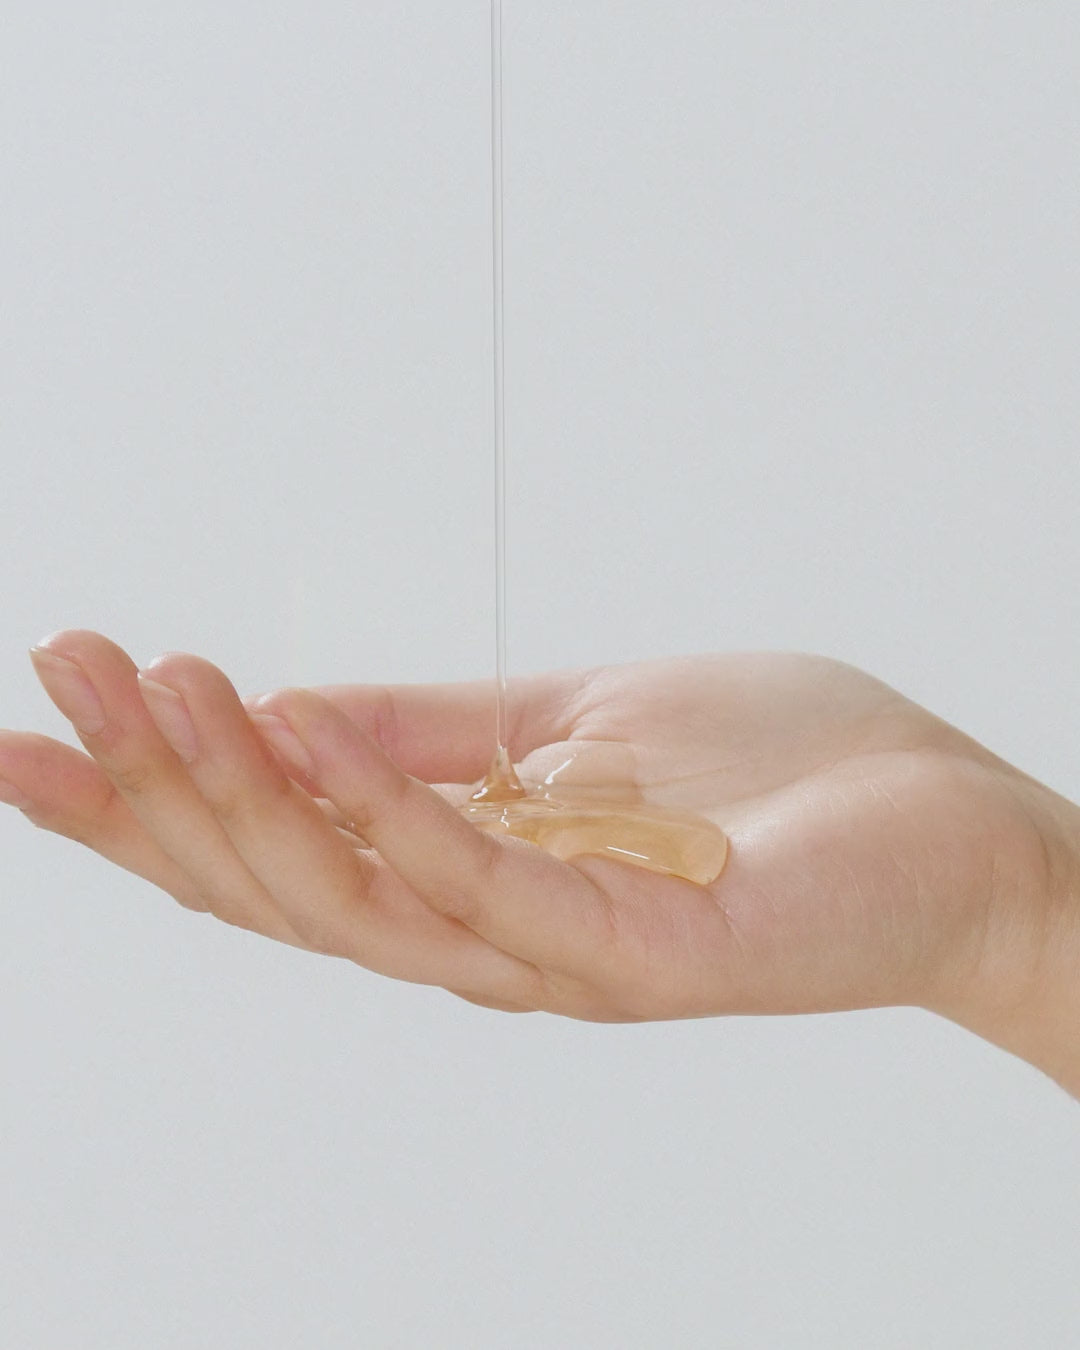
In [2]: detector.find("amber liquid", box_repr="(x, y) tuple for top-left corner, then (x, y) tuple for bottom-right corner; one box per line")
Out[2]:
(463, 752), (729, 886)
(462, 2), (728, 887)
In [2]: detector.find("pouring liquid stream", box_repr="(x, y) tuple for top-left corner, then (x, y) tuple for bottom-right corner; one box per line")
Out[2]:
(462, 0), (728, 886)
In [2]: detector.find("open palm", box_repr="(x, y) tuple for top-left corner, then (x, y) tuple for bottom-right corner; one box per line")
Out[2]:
(1, 634), (1050, 1023)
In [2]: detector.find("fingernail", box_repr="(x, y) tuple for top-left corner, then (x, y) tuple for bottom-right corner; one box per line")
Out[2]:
(29, 647), (107, 736)
(137, 675), (199, 763)
(0, 777), (33, 810)
(251, 713), (316, 779)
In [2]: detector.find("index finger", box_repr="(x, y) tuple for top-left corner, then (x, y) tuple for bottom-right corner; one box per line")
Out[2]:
(246, 669), (587, 785)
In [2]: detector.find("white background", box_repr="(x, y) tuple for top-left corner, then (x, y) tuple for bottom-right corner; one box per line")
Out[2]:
(2, 3), (1079, 1345)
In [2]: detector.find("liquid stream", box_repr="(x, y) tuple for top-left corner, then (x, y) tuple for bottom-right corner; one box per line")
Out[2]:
(462, 1), (729, 887)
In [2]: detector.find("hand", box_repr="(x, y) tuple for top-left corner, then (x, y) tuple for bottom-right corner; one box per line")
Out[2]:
(2, 632), (1077, 1087)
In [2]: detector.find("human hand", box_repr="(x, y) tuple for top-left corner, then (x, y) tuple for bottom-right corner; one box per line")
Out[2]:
(2, 632), (1077, 1089)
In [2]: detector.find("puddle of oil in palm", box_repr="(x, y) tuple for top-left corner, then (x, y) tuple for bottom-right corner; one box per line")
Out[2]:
(462, 2), (728, 886)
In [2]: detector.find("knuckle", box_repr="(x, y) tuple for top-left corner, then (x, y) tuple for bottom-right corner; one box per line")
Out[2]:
(110, 760), (156, 798)
(343, 769), (411, 840)
(341, 799), (376, 838)
(208, 785), (250, 826)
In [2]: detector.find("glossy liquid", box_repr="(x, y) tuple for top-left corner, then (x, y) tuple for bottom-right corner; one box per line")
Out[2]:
(462, 2), (728, 887)
(463, 758), (729, 886)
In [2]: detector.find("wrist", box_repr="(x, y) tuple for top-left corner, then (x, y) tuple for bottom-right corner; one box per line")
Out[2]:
(938, 775), (1080, 1097)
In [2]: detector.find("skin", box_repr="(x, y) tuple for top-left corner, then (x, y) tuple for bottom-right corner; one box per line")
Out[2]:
(1, 630), (1078, 1094)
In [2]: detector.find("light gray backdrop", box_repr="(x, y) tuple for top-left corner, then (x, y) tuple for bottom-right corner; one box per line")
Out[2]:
(2, 3), (1078, 1346)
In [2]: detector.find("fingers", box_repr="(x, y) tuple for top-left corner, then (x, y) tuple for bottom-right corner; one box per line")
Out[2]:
(0, 729), (211, 913)
(138, 659), (546, 997)
(247, 686), (625, 981)
(0, 725), (369, 905)
(0, 721), (542, 1013)
(27, 633), (310, 945)
(29, 635), (545, 1002)
(15, 629), (602, 1010)
(254, 670), (586, 785)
